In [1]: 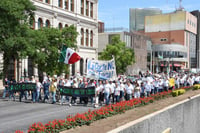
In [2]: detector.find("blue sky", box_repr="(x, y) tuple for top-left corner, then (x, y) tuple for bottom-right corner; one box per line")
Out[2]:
(98, 0), (200, 30)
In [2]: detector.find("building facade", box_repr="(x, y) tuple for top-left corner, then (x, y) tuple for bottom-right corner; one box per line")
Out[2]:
(191, 10), (200, 69)
(98, 31), (150, 75)
(129, 8), (162, 32)
(7, 0), (98, 80)
(145, 10), (197, 71)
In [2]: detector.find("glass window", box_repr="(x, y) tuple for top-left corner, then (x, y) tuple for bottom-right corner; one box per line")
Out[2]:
(38, 18), (43, 29)
(90, 30), (93, 47)
(58, 0), (63, 8)
(90, 3), (93, 18)
(81, 0), (84, 15)
(85, 29), (89, 46)
(71, 0), (74, 12)
(86, 0), (89, 16)
(81, 28), (84, 46)
(65, 0), (68, 10)
(45, 20), (50, 28)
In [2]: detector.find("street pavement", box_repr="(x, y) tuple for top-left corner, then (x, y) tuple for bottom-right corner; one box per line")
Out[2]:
(0, 97), (95, 133)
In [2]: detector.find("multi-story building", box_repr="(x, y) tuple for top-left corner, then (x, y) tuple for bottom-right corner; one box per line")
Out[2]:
(98, 31), (151, 75)
(145, 10), (197, 72)
(191, 10), (200, 69)
(7, 0), (98, 80)
(129, 8), (162, 32)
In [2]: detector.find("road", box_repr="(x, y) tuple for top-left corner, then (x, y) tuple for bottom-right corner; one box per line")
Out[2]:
(0, 98), (95, 133)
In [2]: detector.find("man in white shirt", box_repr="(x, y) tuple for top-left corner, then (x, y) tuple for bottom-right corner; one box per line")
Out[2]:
(125, 81), (134, 100)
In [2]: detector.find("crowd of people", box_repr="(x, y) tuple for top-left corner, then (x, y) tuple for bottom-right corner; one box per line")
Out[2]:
(2, 71), (200, 107)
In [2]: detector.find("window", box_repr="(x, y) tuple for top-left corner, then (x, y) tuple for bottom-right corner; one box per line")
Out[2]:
(58, 0), (63, 8)
(81, 0), (84, 15)
(45, 0), (50, 4)
(65, 0), (68, 10)
(29, 17), (35, 29)
(90, 30), (93, 47)
(86, 29), (89, 46)
(81, 28), (84, 45)
(80, 58), (84, 75)
(45, 20), (50, 28)
(90, 2), (93, 18)
(38, 18), (43, 29)
(86, 1), (89, 16)
(65, 24), (68, 27)
(71, 0), (74, 11)
(58, 23), (62, 30)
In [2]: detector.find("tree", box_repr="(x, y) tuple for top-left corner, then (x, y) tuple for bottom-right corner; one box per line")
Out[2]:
(0, 0), (36, 78)
(99, 36), (135, 74)
(28, 26), (78, 76)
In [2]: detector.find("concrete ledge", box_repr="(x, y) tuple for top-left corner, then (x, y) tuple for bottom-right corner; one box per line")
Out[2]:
(108, 94), (200, 133)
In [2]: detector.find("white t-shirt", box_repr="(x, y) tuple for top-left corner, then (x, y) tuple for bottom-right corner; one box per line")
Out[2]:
(110, 83), (115, 93)
(104, 84), (111, 93)
(114, 86), (120, 96)
(36, 82), (42, 92)
(120, 83), (125, 92)
(125, 84), (133, 94)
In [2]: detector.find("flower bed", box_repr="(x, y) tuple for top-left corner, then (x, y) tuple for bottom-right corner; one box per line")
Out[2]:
(16, 85), (199, 133)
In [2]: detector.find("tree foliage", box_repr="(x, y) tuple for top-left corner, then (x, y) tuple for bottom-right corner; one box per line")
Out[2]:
(0, 0), (36, 77)
(99, 36), (135, 74)
(29, 26), (78, 76)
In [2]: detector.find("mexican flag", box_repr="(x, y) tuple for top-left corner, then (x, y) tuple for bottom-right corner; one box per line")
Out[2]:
(59, 45), (81, 64)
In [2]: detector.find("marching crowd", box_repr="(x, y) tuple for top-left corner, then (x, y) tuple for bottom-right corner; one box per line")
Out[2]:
(2, 71), (200, 107)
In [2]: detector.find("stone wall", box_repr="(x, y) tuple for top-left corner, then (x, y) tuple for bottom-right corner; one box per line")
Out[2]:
(108, 94), (200, 133)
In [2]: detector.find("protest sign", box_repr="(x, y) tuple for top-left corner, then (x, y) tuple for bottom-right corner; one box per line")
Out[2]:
(86, 58), (117, 80)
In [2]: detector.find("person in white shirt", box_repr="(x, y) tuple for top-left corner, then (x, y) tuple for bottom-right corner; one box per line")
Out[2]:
(120, 80), (125, 101)
(98, 81), (104, 105)
(60, 79), (71, 105)
(104, 80), (111, 105)
(163, 78), (169, 92)
(36, 79), (42, 102)
(145, 81), (151, 97)
(125, 81), (134, 100)
(114, 82), (121, 102)
(109, 80), (115, 104)
(134, 83), (141, 98)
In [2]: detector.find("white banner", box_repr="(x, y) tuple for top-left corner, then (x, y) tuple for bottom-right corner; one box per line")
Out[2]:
(87, 58), (117, 80)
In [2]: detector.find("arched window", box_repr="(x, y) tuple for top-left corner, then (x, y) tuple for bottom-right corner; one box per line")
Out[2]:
(81, 28), (84, 46)
(90, 30), (93, 47)
(86, 29), (89, 46)
(38, 18), (43, 29)
(45, 20), (50, 28)
(65, 24), (68, 27)
(29, 16), (35, 29)
(58, 23), (62, 30)
(80, 58), (84, 75)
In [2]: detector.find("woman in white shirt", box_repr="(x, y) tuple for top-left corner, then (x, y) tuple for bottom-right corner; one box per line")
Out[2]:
(134, 83), (141, 98)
